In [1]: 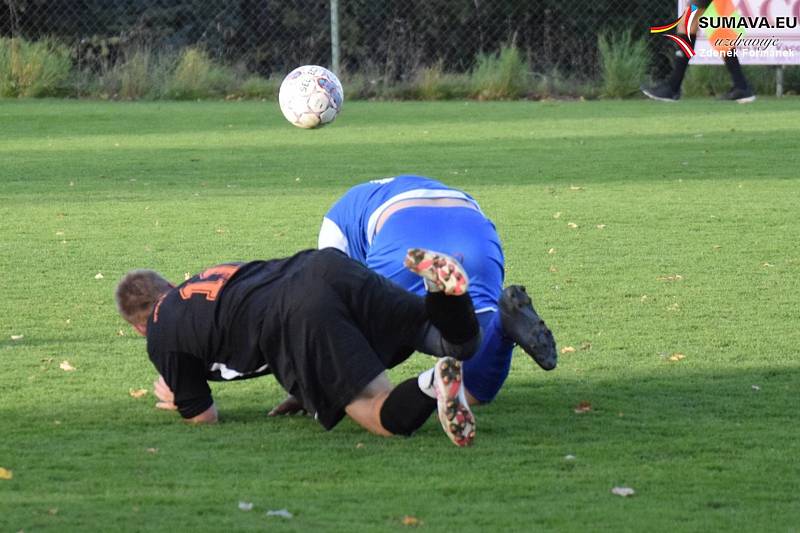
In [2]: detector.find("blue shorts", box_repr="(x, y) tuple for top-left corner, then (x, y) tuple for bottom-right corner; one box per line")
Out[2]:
(366, 206), (505, 312)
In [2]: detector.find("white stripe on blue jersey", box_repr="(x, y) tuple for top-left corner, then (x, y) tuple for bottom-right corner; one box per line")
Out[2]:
(319, 175), (481, 263)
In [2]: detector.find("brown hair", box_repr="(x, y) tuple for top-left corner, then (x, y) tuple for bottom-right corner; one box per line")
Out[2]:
(115, 269), (172, 325)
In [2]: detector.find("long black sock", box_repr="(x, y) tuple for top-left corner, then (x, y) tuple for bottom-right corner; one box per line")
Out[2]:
(723, 53), (748, 90)
(667, 34), (697, 92)
(379, 378), (436, 436)
(424, 292), (478, 344)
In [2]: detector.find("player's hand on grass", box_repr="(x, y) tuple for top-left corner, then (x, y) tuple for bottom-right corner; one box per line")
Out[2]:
(153, 375), (178, 411)
(267, 395), (306, 416)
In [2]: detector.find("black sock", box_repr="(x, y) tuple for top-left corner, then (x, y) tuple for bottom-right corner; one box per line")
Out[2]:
(667, 34), (697, 92)
(379, 378), (436, 436)
(723, 53), (748, 90)
(424, 291), (478, 344)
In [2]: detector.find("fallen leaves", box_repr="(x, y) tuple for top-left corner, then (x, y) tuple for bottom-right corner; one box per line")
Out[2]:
(667, 353), (686, 362)
(657, 274), (683, 282)
(553, 212), (562, 219)
(10, 335), (23, 341)
(611, 486), (635, 497)
(129, 388), (148, 399)
(547, 247), (556, 255)
(59, 360), (76, 372)
(560, 346), (576, 354)
(94, 272), (104, 280)
(266, 509), (293, 519)
(0, 467), (12, 480)
(573, 401), (592, 414)
(238, 501), (254, 511)
(402, 516), (421, 526)
(567, 222), (579, 229)
(751, 385), (761, 391)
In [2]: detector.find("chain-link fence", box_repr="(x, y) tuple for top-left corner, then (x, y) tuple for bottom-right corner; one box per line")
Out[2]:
(1, 0), (674, 81)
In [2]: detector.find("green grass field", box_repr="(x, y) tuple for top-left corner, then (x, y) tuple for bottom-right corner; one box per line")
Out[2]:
(1, 98), (799, 532)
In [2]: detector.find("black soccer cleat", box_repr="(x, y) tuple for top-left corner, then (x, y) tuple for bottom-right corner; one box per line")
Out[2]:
(641, 83), (681, 102)
(499, 285), (557, 371)
(718, 86), (756, 103)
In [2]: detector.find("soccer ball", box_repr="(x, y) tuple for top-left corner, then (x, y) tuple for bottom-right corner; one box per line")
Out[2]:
(278, 65), (344, 129)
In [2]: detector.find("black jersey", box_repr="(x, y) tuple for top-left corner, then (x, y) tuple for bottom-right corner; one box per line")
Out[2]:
(146, 247), (435, 428)
(146, 250), (318, 418)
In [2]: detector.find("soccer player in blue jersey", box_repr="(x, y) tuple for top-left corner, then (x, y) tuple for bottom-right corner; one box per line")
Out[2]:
(270, 175), (556, 415)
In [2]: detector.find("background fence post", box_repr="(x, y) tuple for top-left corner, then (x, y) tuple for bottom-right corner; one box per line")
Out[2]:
(330, 0), (341, 74)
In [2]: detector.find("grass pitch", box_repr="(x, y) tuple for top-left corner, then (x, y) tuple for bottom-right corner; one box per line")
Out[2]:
(1, 98), (799, 532)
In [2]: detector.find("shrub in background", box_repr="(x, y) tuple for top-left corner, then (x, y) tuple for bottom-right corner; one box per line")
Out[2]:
(91, 47), (177, 100)
(238, 76), (279, 99)
(0, 37), (71, 97)
(598, 30), (649, 98)
(471, 44), (529, 100)
(166, 48), (236, 99)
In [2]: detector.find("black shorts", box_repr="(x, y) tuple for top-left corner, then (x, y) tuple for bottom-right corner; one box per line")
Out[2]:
(262, 249), (427, 430)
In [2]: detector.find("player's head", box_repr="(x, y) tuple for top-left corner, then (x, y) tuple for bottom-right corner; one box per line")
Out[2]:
(115, 269), (172, 332)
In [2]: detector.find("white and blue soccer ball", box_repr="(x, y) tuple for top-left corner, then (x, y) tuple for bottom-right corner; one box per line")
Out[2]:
(278, 65), (344, 129)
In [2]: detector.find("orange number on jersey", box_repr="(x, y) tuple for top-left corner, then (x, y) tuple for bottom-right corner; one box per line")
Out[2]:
(179, 264), (240, 301)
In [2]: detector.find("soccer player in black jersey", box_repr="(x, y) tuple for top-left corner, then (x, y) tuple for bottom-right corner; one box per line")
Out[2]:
(115, 247), (481, 446)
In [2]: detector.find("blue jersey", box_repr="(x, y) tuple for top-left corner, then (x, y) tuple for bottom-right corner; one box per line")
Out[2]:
(319, 175), (481, 264)
(319, 175), (505, 313)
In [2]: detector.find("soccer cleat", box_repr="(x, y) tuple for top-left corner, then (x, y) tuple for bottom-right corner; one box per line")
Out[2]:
(641, 83), (681, 102)
(499, 285), (557, 371)
(433, 357), (475, 447)
(404, 248), (469, 296)
(718, 86), (756, 103)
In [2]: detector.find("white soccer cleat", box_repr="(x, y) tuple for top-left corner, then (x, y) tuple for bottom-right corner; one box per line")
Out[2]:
(404, 248), (469, 296)
(433, 357), (475, 447)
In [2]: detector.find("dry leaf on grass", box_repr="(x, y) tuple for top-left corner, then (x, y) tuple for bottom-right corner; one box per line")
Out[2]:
(668, 353), (686, 362)
(574, 401), (592, 414)
(10, 335), (24, 341)
(549, 265), (558, 273)
(146, 447), (158, 454)
(561, 346), (576, 354)
(611, 487), (635, 497)
(184, 272), (191, 281)
(596, 224), (606, 229)
(129, 388), (148, 399)
(0, 467), (12, 480)
(402, 516), (421, 526)
(238, 501), (254, 511)
(657, 274), (683, 282)
(567, 222), (578, 229)
(752, 385), (761, 391)
(355, 442), (365, 449)
(548, 248), (556, 255)
(59, 360), (76, 372)
(569, 186), (584, 191)
(553, 212), (562, 219)
(266, 509), (293, 519)
(94, 272), (104, 280)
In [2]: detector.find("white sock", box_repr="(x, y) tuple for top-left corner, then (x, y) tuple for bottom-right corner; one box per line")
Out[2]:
(417, 367), (437, 399)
